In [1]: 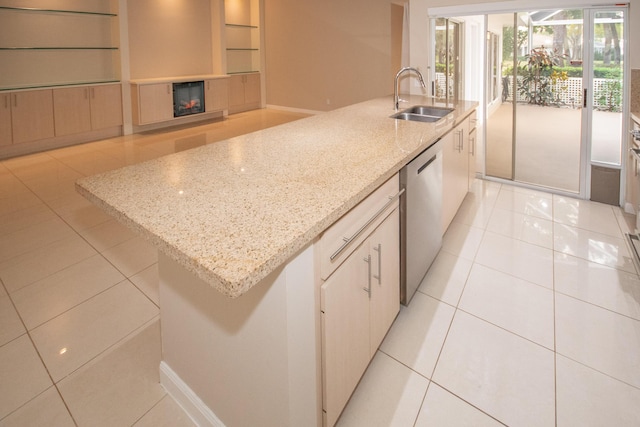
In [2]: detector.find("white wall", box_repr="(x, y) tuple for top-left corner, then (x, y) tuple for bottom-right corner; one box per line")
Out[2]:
(127, 0), (213, 79)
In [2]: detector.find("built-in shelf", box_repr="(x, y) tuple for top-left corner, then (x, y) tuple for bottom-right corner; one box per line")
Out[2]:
(0, 47), (118, 50)
(0, 79), (121, 92)
(225, 23), (258, 29)
(0, 6), (116, 17)
(0, 3), (121, 91)
(227, 71), (260, 75)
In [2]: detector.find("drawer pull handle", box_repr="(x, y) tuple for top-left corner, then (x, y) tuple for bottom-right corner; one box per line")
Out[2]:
(373, 243), (381, 285)
(363, 255), (372, 297)
(330, 188), (404, 261)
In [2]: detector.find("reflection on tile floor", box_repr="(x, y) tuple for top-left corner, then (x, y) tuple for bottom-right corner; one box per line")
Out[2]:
(0, 109), (307, 426)
(342, 179), (640, 426)
(1, 110), (640, 426)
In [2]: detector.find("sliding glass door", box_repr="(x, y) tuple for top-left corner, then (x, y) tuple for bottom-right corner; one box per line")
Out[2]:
(484, 6), (626, 198)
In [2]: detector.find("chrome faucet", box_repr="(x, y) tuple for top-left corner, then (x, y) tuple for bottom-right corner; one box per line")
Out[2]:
(394, 67), (426, 111)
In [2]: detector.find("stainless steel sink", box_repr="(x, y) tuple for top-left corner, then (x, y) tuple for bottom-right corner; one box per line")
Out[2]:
(390, 105), (454, 123)
(391, 112), (442, 123)
(402, 106), (453, 117)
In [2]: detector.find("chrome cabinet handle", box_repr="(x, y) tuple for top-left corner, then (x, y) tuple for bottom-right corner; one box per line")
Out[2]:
(13, 94), (17, 108)
(373, 243), (381, 285)
(330, 188), (405, 261)
(363, 255), (372, 297)
(470, 136), (475, 155)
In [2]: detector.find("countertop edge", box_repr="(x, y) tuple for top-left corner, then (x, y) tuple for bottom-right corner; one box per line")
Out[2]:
(76, 96), (478, 298)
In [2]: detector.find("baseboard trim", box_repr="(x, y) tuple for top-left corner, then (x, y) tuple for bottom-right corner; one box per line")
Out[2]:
(159, 361), (226, 427)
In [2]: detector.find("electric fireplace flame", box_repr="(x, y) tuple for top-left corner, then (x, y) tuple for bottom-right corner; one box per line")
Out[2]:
(173, 81), (205, 118)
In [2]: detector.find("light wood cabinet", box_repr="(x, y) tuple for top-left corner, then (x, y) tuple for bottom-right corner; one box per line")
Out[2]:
(204, 78), (229, 113)
(11, 89), (55, 144)
(229, 73), (261, 114)
(321, 207), (400, 427)
(442, 120), (469, 234)
(367, 208), (400, 355)
(90, 84), (123, 130)
(54, 84), (123, 137)
(467, 110), (478, 189)
(468, 127), (477, 188)
(135, 83), (173, 125)
(53, 87), (92, 136)
(627, 118), (640, 217)
(0, 94), (12, 146)
(321, 241), (371, 427)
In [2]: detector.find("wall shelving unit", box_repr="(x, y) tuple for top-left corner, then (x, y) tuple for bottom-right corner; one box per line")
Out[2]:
(0, 5), (120, 90)
(225, 23), (260, 74)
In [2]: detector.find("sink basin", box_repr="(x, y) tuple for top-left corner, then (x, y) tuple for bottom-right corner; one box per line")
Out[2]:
(390, 105), (454, 123)
(402, 106), (454, 117)
(391, 112), (442, 123)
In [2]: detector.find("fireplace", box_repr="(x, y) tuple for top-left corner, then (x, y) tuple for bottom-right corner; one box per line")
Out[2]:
(173, 81), (205, 118)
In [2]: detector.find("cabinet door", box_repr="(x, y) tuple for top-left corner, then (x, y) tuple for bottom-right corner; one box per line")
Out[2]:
(228, 75), (246, 110)
(244, 73), (261, 105)
(321, 242), (371, 427)
(441, 130), (459, 233)
(11, 90), (55, 144)
(369, 208), (400, 355)
(468, 127), (477, 189)
(138, 83), (173, 124)
(90, 84), (123, 130)
(53, 87), (92, 136)
(0, 94), (11, 146)
(205, 79), (229, 112)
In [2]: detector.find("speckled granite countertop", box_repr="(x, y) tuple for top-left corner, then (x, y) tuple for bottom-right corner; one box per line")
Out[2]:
(76, 95), (477, 298)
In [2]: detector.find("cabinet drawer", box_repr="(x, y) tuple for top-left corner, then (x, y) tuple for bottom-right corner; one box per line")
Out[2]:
(319, 174), (400, 280)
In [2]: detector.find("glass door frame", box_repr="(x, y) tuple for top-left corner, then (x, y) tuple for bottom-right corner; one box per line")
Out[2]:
(479, 5), (629, 201)
(583, 6), (630, 203)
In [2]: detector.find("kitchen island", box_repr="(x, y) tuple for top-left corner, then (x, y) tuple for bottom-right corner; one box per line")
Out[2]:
(76, 95), (477, 426)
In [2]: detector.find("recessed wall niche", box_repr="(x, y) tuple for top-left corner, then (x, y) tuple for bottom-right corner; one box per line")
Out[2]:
(0, 0), (120, 90)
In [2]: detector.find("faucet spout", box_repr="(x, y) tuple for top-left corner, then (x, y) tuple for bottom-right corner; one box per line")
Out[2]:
(394, 67), (426, 111)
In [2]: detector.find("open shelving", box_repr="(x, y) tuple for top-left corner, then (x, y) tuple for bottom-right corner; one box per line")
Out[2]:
(0, 4), (120, 90)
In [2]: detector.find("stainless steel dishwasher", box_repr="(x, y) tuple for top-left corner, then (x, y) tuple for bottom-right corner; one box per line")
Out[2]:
(400, 137), (444, 305)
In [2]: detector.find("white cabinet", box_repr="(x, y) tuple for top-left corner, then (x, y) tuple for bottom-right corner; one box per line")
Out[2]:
(319, 175), (400, 427)
(0, 93), (12, 146)
(11, 89), (55, 144)
(133, 83), (173, 125)
(204, 78), (229, 113)
(229, 73), (261, 114)
(442, 119), (469, 234)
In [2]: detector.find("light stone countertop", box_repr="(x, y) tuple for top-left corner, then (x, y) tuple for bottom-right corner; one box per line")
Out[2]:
(76, 95), (477, 298)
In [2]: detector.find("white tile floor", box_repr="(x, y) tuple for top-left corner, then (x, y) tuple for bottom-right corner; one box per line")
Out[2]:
(339, 180), (640, 427)
(1, 110), (640, 426)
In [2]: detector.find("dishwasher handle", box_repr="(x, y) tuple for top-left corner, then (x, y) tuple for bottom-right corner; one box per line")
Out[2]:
(417, 154), (437, 175)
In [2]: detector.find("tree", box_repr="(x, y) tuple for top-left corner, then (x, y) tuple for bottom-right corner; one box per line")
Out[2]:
(552, 11), (567, 66)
